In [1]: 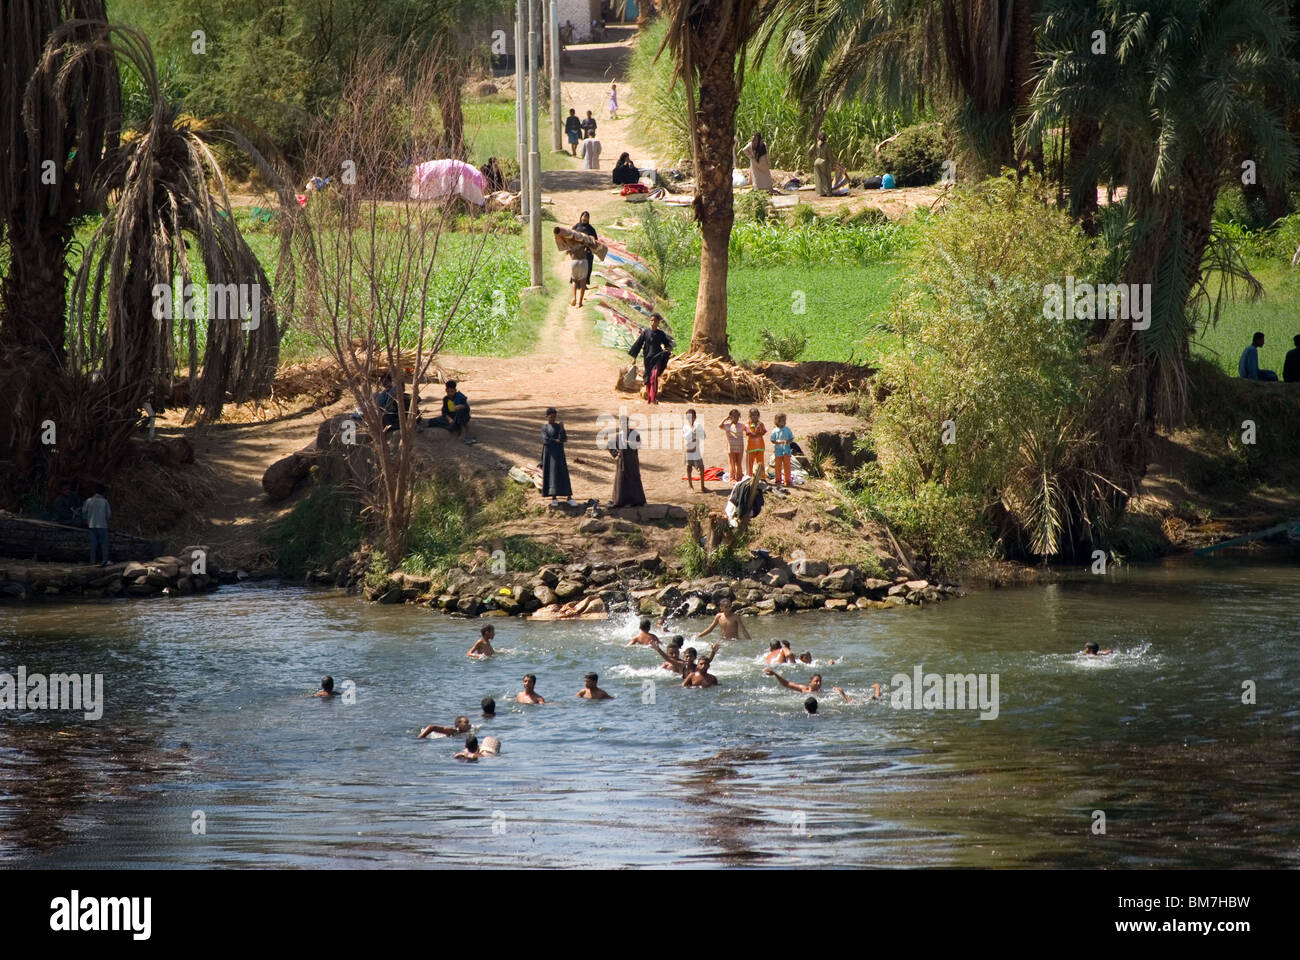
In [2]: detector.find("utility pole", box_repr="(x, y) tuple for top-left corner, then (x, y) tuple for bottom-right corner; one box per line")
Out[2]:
(527, 0), (543, 287)
(514, 1), (528, 213)
(550, 0), (562, 152)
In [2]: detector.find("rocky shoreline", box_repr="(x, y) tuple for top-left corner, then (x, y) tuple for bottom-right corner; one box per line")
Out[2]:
(0, 549), (233, 602)
(315, 552), (962, 618)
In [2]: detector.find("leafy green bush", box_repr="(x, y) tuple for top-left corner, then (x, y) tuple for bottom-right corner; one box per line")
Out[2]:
(737, 189), (770, 223)
(863, 174), (1119, 570)
(758, 327), (809, 361)
(879, 123), (948, 187)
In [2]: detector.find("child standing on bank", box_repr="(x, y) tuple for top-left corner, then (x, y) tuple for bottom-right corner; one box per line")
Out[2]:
(770, 413), (794, 486)
(682, 408), (708, 493)
(743, 408), (767, 479)
(719, 409), (745, 481)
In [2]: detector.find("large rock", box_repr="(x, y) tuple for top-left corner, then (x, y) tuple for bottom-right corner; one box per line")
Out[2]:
(554, 579), (585, 601)
(533, 584), (557, 606)
(262, 451), (316, 501)
(789, 558), (828, 578)
(860, 578), (893, 598)
(578, 517), (609, 534)
(820, 568), (857, 593)
(789, 591), (823, 609)
(764, 565), (792, 588)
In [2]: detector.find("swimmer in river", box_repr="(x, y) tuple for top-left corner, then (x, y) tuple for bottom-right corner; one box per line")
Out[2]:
(479, 736), (501, 756)
(682, 656), (719, 688)
(455, 735), (482, 761)
(516, 673), (547, 704)
(804, 696), (819, 714)
(1083, 642), (1114, 656)
(313, 676), (340, 698)
(576, 672), (614, 699)
(695, 598), (752, 642)
(627, 618), (660, 647)
(763, 640), (786, 664)
(481, 696), (496, 717)
(467, 625), (496, 658)
(653, 639), (684, 672)
(764, 668), (824, 695)
(653, 640), (718, 676)
(418, 715), (473, 739)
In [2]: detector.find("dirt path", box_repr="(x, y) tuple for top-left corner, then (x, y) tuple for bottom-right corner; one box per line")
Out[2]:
(150, 29), (868, 568)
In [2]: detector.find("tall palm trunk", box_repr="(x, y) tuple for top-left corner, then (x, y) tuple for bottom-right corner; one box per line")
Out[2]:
(1068, 115), (1099, 235)
(685, 6), (742, 359)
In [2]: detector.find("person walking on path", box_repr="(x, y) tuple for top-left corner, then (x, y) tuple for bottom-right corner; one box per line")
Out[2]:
(581, 110), (597, 139)
(541, 407), (573, 504)
(628, 312), (674, 404)
(82, 484), (112, 565)
(565, 109), (583, 156)
(570, 211), (599, 307)
(608, 82), (619, 119)
(581, 134), (602, 170)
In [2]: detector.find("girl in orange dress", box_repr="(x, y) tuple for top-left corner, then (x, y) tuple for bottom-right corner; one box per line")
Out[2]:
(743, 408), (767, 479)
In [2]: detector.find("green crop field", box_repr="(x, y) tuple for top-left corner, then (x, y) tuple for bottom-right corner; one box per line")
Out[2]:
(661, 262), (901, 364)
(1192, 257), (1300, 376)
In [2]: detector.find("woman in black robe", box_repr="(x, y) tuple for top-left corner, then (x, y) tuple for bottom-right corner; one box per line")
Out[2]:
(612, 152), (640, 185)
(627, 312), (674, 404)
(607, 416), (646, 508)
(541, 407), (572, 503)
(572, 210), (598, 289)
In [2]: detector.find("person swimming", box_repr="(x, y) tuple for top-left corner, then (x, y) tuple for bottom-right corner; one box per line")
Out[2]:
(516, 673), (546, 704)
(481, 696), (496, 717)
(804, 696), (819, 714)
(468, 625), (496, 658)
(1083, 642), (1114, 656)
(763, 640), (785, 664)
(654, 639), (684, 672)
(455, 735), (482, 761)
(627, 618), (659, 647)
(418, 715), (473, 739)
(695, 598), (752, 642)
(682, 656), (719, 688)
(577, 672), (614, 700)
(479, 736), (501, 756)
(313, 676), (340, 698)
(764, 669), (825, 694)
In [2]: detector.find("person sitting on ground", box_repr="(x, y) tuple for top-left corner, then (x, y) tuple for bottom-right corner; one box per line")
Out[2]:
(467, 625), (496, 659)
(52, 480), (82, 526)
(423, 380), (475, 443)
(695, 598), (752, 642)
(479, 735), (501, 756)
(1285, 334), (1300, 383)
(682, 656), (719, 688)
(516, 673), (546, 704)
(763, 668), (822, 694)
(627, 618), (659, 647)
(576, 672), (614, 700)
(481, 156), (506, 193)
(1238, 331), (1279, 381)
(455, 735), (482, 761)
(419, 715), (473, 739)
(612, 152), (640, 185)
(1082, 642), (1114, 656)
(373, 373), (400, 433)
(481, 696), (496, 718)
(314, 676), (341, 698)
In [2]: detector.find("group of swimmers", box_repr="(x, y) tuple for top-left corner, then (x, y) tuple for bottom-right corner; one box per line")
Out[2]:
(314, 604), (1121, 756)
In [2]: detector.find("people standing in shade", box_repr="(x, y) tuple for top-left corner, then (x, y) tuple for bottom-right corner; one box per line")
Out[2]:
(581, 110), (597, 139)
(810, 130), (848, 197)
(612, 152), (639, 185)
(608, 82), (619, 119)
(541, 407), (573, 505)
(742, 131), (773, 193)
(770, 412), (794, 486)
(628, 312), (674, 404)
(581, 134), (602, 170)
(565, 109), (583, 156)
(570, 211), (599, 307)
(1238, 331), (1279, 381)
(82, 483), (112, 565)
(606, 415), (646, 508)
(1284, 334), (1300, 382)
(682, 408), (708, 493)
(743, 408), (767, 479)
(720, 409), (745, 481)
(52, 480), (82, 526)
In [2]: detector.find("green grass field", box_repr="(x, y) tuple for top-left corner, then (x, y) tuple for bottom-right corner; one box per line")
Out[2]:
(662, 263), (901, 363)
(464, 99), (576, 173)
(1193, 257), (1300, 376)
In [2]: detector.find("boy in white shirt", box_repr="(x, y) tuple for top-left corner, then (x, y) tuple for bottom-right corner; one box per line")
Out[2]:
(682, 408), (708, 493)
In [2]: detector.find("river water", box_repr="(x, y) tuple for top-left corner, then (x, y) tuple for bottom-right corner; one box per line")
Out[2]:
(1, 557), (1297, 868)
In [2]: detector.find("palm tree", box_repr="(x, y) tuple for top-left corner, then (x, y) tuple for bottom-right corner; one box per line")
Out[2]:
(1028, 0), (1296, 424)
(0, 1), (117, 500)
(34, 21), (282, 480)
(760, 0), (1040, 178)
(657, 0), (780, 359)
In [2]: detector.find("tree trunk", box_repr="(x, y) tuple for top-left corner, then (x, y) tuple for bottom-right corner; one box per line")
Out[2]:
(1068, 115), (1099, 236)
(686, 6), (741, 360)
(1011, 0), (1041, 173)
(436, 66), (466, 160)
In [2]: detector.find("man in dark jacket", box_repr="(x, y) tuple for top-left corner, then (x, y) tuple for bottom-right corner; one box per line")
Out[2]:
(1284, 334), (1300, 383)
(627, 313), (674, 404)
